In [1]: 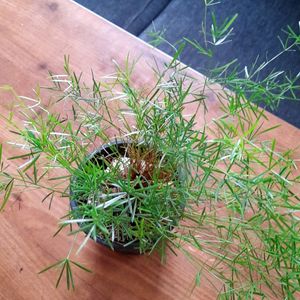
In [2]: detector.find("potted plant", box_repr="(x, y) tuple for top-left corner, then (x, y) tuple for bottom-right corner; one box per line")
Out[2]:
(0, 53), (299, 298)
(1, 8), (300, 299)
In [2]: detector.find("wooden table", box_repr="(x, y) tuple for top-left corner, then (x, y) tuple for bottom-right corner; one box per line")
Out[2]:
(0, 1), (299, 299)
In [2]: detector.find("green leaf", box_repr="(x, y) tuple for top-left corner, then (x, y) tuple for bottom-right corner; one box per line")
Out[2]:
(191, 234), (202, 250)
(0, 144), (2, 167)
(169, 42), (185, 67)
(220, 13), (238, 35)
(65, 261), (75, 290)
(8, 151), (40, 160)
(183, 38), (213, 57)
(76, 224), (95, 255)
(22, 154), (41, 172)
(49, 175), (71, 181)
(70, 260), (92, 273)
(55, 260), (67, 289)
(0, 178), (14, 212)
(195, 271), (202, 287)
(41, 191), (55, 209)
(53, 223), (68, 238)
(38, 259), (65, 274)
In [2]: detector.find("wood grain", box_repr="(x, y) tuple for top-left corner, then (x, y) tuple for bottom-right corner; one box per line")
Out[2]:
(0, 0), (299, 299)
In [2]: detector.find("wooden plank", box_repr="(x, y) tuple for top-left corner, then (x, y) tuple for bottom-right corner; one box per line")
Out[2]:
(0, 1), (299, 299)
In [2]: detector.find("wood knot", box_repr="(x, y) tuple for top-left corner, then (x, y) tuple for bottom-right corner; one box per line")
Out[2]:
(38, 62), (48, 70)
(47, 2), (58, 11)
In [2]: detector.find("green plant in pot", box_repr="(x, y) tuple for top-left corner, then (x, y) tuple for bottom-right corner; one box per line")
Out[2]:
(69, 138), (186, 254)
(61, 58), (199, 257)
(1, 14), (300, 297)
(0, 54), (299, 298)
(0, 57), (213, 278)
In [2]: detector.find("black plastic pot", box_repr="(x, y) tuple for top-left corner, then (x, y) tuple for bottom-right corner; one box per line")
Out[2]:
(70, 139), (185, 254)
(70, 140), (142, 254)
